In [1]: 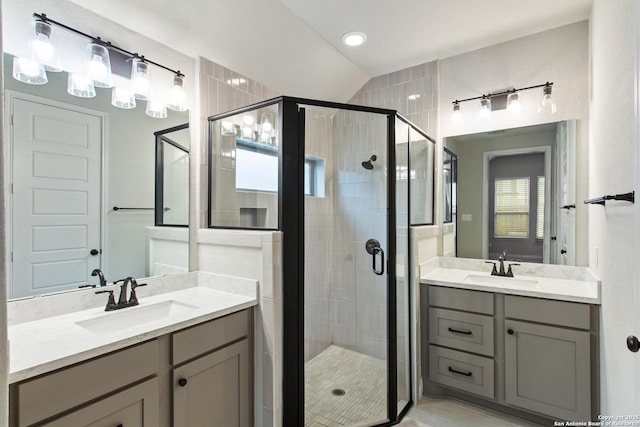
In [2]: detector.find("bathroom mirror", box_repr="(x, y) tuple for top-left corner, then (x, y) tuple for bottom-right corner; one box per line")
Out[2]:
(444, 120), (579, 265)
(2, 0), (197, 301)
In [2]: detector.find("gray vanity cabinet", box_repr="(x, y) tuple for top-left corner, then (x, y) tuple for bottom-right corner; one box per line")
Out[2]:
(504, 295), (592, 421)
(9, 309), (253, 427)
(172, 309), (252, 427)
(424, 285), (598, 423)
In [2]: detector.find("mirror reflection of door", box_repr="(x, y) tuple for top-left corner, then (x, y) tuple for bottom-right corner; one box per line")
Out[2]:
(8, 92), (103, 298)
(488, 152), (545, 263)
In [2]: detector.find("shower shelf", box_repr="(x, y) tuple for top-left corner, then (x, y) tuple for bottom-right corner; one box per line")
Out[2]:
(583, 191), (635, 206)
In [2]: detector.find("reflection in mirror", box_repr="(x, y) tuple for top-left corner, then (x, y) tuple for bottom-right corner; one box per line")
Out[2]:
(4, 53), (190, 299)
(442, 148), (457, 257)
(444, 121), (577, 265)
(155, 124), (189, 227)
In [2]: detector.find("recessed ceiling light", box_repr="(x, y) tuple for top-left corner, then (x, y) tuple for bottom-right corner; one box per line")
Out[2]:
(407, 94), (421, 101)
(342, 31), (367, 47)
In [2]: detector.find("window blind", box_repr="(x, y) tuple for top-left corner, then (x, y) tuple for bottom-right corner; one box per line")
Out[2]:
(494, 178), (529, 238)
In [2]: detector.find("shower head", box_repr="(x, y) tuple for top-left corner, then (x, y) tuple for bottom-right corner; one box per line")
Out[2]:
(361, 154), (377, 170)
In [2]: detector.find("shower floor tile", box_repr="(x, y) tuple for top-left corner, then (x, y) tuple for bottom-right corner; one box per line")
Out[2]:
(305, 345), (387, 426)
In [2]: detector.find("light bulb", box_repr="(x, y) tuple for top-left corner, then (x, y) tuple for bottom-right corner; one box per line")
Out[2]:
(452, 103), (461, 122)
(86, 42), (113, 88)
(242, 115), (255, 126)
(507, 92), (522, 114)
(478, 97), (491, 120)
(145, 99), (167, 119)
(131, 58), (152, 100)
(67, 73), (96, 98)
(13, 57), (47, 84)
(539, 84), (557, 114)
(111, 87), (136, 109)
(168, 75), (188, 111)
(31, 19), (61, 72)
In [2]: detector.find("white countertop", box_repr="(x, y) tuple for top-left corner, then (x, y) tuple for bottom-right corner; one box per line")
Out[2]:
(8, 275), (257, 384)
(420, 259), (601, 304)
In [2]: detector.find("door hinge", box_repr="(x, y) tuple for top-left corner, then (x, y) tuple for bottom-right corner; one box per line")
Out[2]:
(10, 115), (13, 126)
(10, 252), (13, 262)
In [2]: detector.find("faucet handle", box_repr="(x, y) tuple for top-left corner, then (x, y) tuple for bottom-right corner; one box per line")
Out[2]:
(485, 261), (498, 276)
(507, 263), (520, 277)
(95, 289), (117, 310)
(128, 281), (147, 304)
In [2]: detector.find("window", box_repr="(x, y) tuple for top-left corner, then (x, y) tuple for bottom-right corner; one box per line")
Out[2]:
(235, 140), (324, 197)
(494, 178), (530, 238)
(536, 176), (545, 239)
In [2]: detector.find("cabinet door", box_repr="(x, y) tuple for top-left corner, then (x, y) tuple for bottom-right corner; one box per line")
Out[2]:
(173, 339), (251, 427)
(41, 378), (159, 427)
(505, 320), (590, 420)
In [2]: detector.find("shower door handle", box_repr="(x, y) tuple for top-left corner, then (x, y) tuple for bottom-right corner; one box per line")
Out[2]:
(366, 239), (385, 276)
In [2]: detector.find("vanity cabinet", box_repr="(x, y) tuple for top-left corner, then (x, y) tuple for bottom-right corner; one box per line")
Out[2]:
(9, 309), (253, 427)
(504, 295), (591, 421)
(424, 285), (598, 423)
(172, 309), (252, 427)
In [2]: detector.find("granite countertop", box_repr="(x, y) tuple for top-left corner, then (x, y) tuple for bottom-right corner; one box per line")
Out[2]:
(420, 257), (601, 304)
(8, 272), (257, 384)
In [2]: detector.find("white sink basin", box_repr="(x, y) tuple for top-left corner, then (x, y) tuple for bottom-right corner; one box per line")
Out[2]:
(76, 300), (200, 335)
(464, 274), (538, 287)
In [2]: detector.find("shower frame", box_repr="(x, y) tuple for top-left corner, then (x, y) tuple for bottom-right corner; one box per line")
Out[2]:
(207, 96), (433, 426)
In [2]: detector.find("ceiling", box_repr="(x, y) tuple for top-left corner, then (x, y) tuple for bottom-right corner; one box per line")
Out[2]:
(67, 0), (592, 102)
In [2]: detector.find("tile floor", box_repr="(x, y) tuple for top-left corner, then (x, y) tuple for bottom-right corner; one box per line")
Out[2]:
(304, 345), (542, 427)
(403, 396), (544, 427)
(305, 345), (387, 426)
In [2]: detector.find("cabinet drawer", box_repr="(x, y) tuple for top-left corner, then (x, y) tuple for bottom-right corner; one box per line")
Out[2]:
(429, 308), (494, 356)
(429, 345), (494, 399)
(173, 309), (250, 365)
(40, 378), (159, 427)
(505, 295), (591, 329)
(16, 340), (159, 427)
(429, 286), (494, 315)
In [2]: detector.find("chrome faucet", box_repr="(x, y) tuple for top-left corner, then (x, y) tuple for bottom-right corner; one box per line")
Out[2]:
(485, 250), (520, 277)
(95, 276), (147, 311)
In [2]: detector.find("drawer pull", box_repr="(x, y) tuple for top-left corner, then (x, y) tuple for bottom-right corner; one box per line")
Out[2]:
(448, 327), (472, 335)
(507, 328), (514, 335)
(448, 366), (473, 377)
(178, 378), (188, 387)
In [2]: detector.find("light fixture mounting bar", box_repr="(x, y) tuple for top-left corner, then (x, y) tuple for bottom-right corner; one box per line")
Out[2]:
(452, 82), (553, 105)
(33, 12), (185, 77)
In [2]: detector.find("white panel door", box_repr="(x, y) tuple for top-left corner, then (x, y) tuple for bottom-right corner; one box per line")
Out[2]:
(10, 95), (102, 298)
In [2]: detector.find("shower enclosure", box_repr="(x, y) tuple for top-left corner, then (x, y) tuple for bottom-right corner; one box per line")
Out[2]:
(208, 97), (434, 426)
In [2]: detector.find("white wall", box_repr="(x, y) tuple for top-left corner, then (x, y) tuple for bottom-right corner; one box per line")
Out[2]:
(590, 0), (640, 413)
(0, 1), (8, 423)
(439, 21), (590, 266)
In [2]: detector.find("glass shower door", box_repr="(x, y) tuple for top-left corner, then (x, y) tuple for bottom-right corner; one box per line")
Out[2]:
(303, 105), (391, 426)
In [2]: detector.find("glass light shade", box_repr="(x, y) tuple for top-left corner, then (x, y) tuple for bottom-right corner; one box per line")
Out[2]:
(241, 126), (255, 140)
(131, 58), (152, 100)
(452, 103), (461, 122)
(507, 92), (522, 114)
(67, 73), (96, 98)
(260, 113), (274, 132)
(167, 75), (187, 111)
(221, 120), (237, 136)
(32, 20), (61, 72)
(87, 42), (113, 88)
(539, 85), (557, 114)
(13, 56), (47, 84)
(111, 87), (136, 109)
(478, 97), (491, 120)
(242, 115), (255, 126)
(146, 99), (167, 119)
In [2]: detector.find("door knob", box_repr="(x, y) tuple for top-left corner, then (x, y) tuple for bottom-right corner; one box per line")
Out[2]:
(90, 249), (100, 256)
(627, 335), (640, 353)
(560, 249), (567, 254)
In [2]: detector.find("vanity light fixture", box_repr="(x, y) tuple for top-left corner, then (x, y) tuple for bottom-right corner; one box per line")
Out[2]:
(226, 77), (247, 87)
(342, 31), (367, 47)
(451, 81), (555, 121)
(407, 94), (421, 101)
(14, 12), (188, 117)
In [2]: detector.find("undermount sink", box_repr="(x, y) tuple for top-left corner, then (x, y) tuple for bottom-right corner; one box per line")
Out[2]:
(464, 274), (539, 287)
(76, 300), (200, 335)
